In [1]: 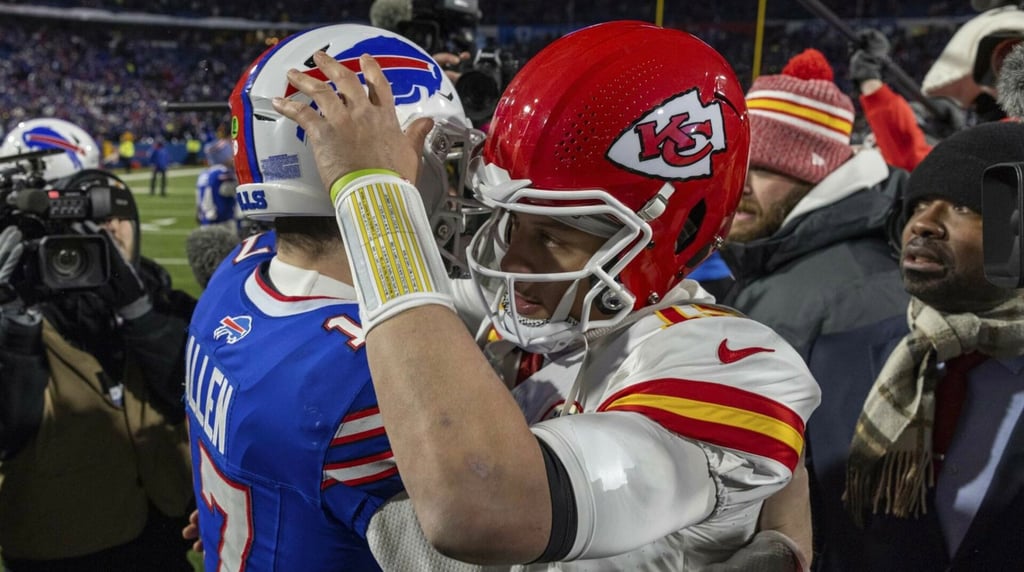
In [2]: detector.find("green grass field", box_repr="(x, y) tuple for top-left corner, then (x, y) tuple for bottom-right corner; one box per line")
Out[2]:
(120, 167), (207, 299)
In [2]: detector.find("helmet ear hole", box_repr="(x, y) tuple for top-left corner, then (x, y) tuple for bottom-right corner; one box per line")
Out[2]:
(675, 199), (706, 255)
(684, 243), (714, 275)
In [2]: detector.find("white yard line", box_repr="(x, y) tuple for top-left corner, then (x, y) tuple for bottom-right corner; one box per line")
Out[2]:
(153, 257), (189, 266)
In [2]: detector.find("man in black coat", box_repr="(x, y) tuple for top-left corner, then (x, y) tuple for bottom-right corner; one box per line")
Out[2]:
(805, 122), (1024, 571)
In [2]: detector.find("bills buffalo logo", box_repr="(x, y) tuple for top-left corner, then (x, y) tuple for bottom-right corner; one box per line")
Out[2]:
(21, 127), (87, 169)
(214, 315), (253, 345)
(606, 89), (726, 181)
(285, 36), (444, 144)
(283, 36), (442, 103)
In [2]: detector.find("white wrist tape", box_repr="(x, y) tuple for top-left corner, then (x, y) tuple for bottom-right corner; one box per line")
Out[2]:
(332, 170), (455, 331)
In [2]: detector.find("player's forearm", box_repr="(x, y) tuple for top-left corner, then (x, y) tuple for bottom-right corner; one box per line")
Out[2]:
(326, 169), (552, 560)
(758, 455), (812, 568)
(366, 305), (551, 563)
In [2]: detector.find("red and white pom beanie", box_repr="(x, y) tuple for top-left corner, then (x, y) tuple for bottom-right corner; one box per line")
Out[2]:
(745, 49), (855, 184)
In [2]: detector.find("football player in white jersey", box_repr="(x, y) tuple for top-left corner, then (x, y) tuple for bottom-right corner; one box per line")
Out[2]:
(275, 21), (821, 571)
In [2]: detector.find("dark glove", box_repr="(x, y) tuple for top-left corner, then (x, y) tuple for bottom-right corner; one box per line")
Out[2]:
(849, 29), (891, 85)
(0, 302), (42, 354)
(911, 96), (968, 142)
(94, 226), (151, 319)
(0, 225), (24, 304)
(0, 299), (47, 459)
(0, 226), (43, 353)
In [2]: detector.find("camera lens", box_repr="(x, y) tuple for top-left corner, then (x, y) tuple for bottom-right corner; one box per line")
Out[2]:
(455, 70), (501, 126)
(49, 246), (87, 279)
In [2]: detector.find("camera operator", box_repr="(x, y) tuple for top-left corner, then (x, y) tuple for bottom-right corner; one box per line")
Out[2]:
(0, 169), (196, 571)
(376, 0), (519, 128)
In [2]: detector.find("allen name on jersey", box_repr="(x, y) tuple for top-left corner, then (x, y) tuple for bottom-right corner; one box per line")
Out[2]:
(185, 334), (236, 455)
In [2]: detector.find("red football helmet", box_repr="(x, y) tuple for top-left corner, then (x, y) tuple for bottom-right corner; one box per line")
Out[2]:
(467, 21), (750, 353)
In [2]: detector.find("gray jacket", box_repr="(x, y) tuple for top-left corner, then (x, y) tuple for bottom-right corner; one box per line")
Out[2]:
(721, 149), (910, 356)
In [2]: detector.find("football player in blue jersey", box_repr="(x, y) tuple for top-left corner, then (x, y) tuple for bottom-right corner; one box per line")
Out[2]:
(195, 138), (241, 233)
(183, 24), (482, 571)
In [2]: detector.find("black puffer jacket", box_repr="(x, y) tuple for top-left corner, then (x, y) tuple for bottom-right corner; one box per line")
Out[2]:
(721, 150), (910, 357)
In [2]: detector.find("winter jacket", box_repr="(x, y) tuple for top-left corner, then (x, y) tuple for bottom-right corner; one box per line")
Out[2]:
(721, 149), (910, 356)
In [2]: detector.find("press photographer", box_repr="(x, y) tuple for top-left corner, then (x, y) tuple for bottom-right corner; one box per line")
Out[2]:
(0, 157), (196, 570)
(372, 0), (520, 127)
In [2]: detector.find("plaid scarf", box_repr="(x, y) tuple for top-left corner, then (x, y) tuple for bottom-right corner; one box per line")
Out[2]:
(844, 294), (1024, 525)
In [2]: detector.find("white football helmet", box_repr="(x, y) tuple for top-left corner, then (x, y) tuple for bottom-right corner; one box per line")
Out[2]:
(0, 118), (100, 181)
(204, 138), (234, 167)
(230, 23), (485, 271)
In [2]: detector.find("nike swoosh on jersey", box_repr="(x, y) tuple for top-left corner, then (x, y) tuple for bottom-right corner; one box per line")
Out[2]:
(717, 339), (775, 364)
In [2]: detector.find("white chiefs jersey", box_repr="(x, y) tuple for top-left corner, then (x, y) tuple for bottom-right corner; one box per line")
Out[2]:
(368, 280), (821, 571)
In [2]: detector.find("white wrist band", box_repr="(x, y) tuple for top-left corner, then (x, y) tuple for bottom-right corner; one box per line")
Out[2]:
(332, 170), (455, 331)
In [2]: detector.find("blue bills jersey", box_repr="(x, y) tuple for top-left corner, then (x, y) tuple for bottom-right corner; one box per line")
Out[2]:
(186, 231), (399, 571)
(196, 164), (239, 225)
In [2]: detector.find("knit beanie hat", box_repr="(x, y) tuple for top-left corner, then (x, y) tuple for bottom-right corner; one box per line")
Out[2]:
(746, 49), (855, 184)
(905, 120), (1024, 216)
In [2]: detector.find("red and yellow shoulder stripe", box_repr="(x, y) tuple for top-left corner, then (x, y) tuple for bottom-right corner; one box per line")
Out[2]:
(655, 304), (743, 328)
(598, 378), (804, 471)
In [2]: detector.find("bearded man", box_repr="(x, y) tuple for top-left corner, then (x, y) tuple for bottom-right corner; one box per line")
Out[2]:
(720, 48), (909, 356)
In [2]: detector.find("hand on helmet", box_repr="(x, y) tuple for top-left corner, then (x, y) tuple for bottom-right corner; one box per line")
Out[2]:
(272, 52), (435, 194)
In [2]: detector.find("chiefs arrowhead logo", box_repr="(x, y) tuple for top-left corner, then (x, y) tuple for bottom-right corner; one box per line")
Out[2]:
(606, 89), (726, 182)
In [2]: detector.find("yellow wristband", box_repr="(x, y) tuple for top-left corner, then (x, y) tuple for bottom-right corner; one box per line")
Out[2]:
(329, 169), (403, 202)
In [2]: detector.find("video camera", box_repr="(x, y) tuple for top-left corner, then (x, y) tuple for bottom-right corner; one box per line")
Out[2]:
(397, 0), (520, 126)
(982, 162), (1024, 288)
(0, 151), (135, 303)
(454, 46), (520, 126)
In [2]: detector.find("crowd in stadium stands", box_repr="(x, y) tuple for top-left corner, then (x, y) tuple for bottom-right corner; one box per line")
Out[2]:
(0, 2), (979, 157)
(2, 0), (978, 23)
(0, 17), (265, 160)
